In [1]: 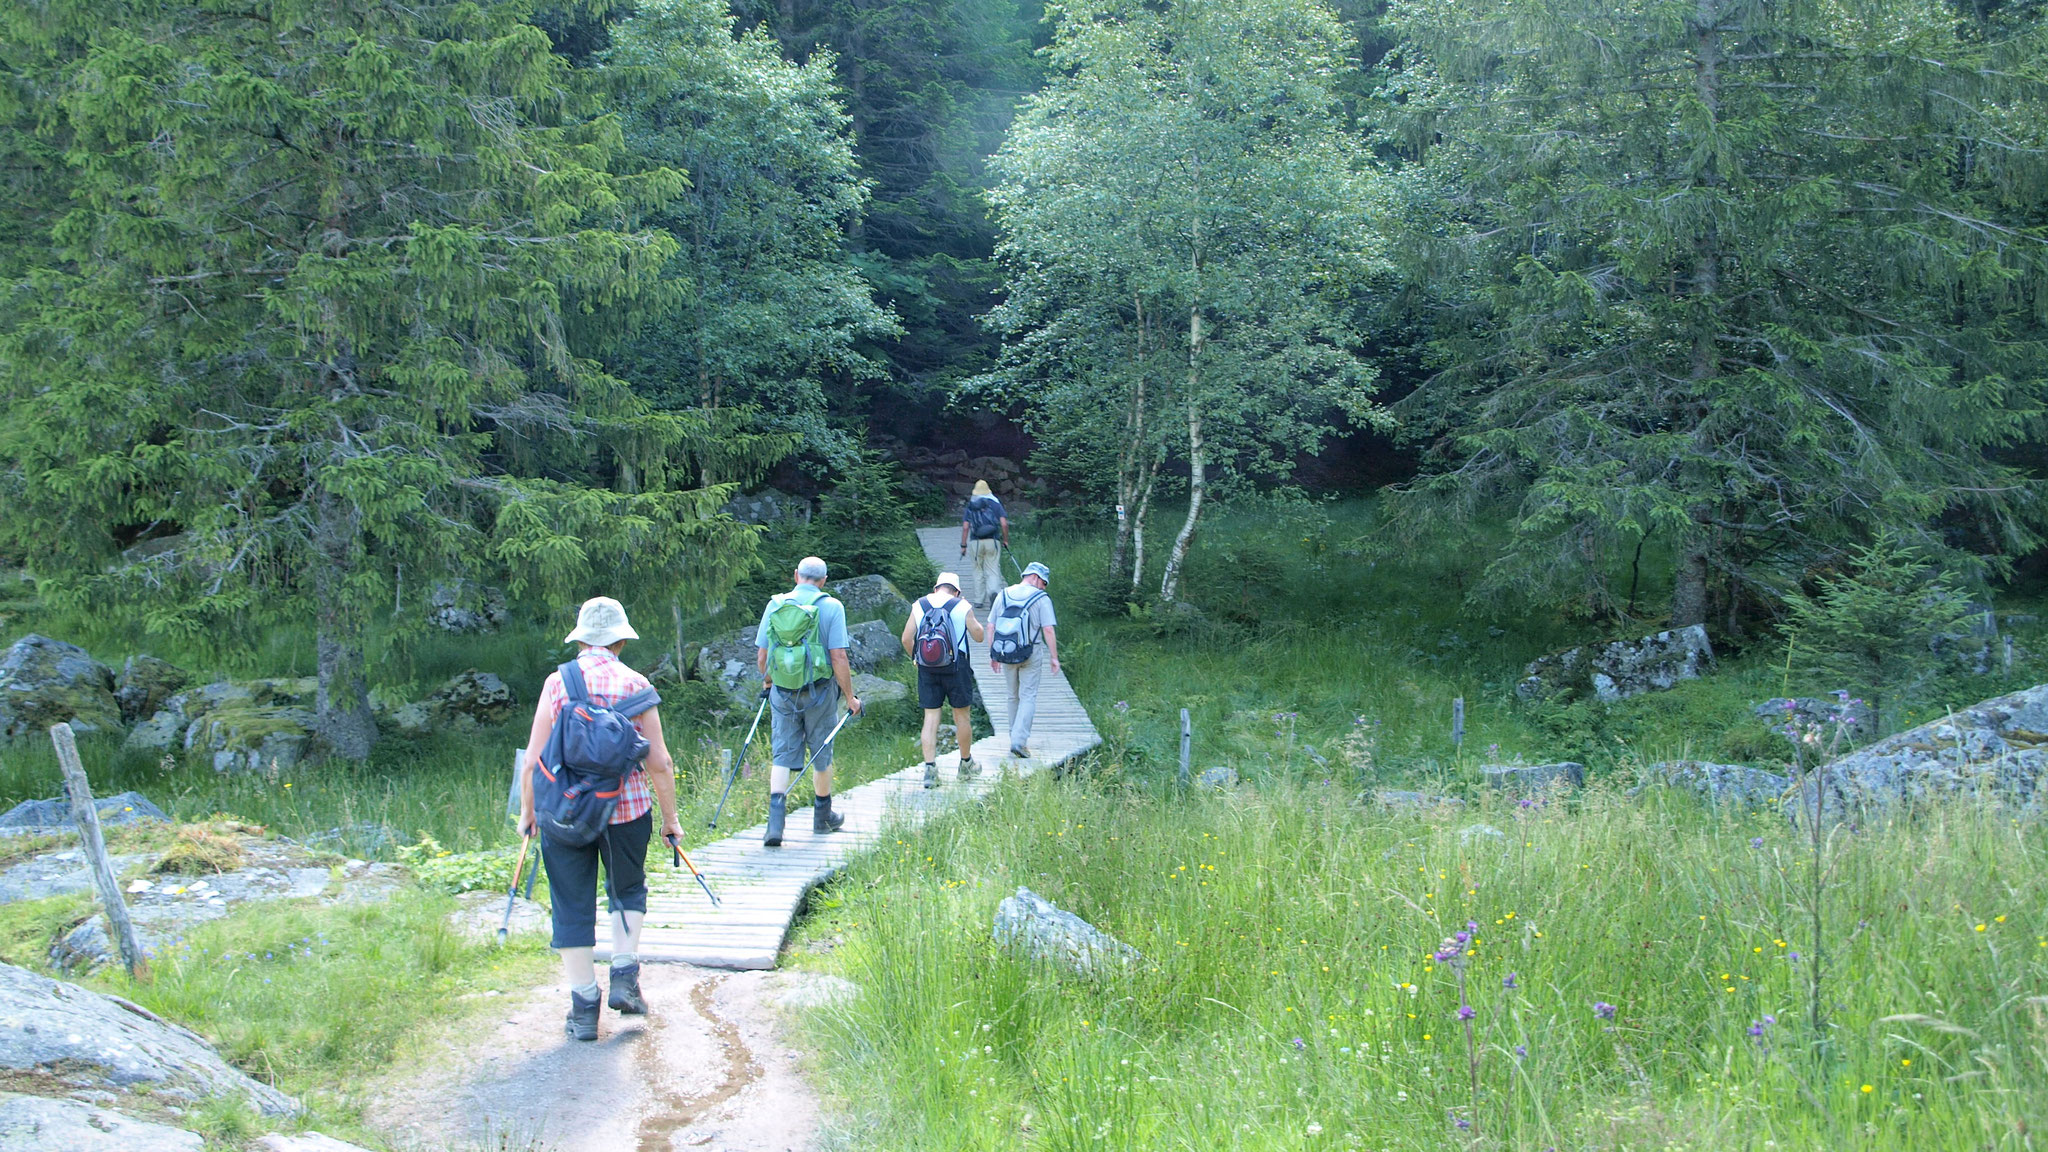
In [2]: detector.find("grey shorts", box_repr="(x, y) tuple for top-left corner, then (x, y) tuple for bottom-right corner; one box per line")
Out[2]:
(770, 680), (842, 770)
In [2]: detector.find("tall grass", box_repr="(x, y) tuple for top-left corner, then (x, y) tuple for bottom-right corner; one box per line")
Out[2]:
(803, 770), (2048, 1150)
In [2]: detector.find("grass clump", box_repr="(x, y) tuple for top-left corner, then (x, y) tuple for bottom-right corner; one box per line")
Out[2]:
(802, 769), (2048, 1150)
(0, 891), (90, 967)
(150, 824), (247, 875)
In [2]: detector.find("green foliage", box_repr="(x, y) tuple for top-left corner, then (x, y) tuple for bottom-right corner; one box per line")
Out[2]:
(399, 837), (537, 896)
(0, 0), (759, 757)
(804, 773), (2048, 1149)
(980, 0), (1391, 599)
(1379, 0), (2048, 629)
(1784, 534), (1984, 732)
(604, 0), (898, 468)
(0, 892), (91, 968)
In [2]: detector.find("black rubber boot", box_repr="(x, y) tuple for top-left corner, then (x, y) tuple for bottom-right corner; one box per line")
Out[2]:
(813, 794), (844, 834)
(565, 986), (600, 1041)
(763, 792), (786, 847)
(607, 963), (646, 1015)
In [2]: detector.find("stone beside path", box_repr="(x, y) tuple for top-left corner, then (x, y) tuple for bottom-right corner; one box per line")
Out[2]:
(598, 526), (1099, 969)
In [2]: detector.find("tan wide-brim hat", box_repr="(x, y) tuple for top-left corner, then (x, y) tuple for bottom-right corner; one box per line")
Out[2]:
(972, 480), (993, 497)
(563, 596), (639, 647)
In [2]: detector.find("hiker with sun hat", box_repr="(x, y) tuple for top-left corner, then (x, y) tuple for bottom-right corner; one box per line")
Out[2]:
(517, 595), (680, 1041)
(960, 480), (1009, 612)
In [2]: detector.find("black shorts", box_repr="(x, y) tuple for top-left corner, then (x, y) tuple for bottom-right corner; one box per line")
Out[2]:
(539, 813), (651, 949)
(917, 659), (974, 710)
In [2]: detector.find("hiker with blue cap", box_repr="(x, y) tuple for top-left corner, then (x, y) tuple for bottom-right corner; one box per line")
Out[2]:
(516, 596), (680, 1041)
(987, 561), (1061, 759)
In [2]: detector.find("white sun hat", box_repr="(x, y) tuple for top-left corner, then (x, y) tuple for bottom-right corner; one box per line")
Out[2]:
(934, 572), (963, 592)
(563, 596), (640, 647)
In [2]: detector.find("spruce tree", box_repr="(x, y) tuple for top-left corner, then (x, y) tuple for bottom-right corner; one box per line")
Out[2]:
(0, 0), (758, 757)
(1382, 0), (2048, 628)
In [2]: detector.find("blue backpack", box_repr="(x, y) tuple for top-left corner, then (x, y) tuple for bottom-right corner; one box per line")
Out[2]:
(965, 496), (1004, 540)
(532, 661), (660, 847)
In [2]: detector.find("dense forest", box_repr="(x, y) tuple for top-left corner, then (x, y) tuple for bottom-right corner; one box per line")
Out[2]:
(2, 0), (2044, 757)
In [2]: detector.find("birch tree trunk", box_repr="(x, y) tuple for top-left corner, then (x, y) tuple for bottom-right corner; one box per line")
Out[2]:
(1160, 306), (1205, 602)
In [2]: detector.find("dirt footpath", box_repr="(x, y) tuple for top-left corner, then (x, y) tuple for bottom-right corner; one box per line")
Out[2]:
(368, 965), (832, 1152)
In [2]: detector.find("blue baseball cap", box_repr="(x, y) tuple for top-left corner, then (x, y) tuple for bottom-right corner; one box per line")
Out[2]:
(1023, 562), (1051, 584)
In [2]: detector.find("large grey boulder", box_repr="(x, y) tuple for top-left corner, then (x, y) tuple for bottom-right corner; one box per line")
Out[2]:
(1754, 696), (1876, 745)
(253, 1135), (379, 1152)
(1516, 624), (1714, 704)
(1795, 683), (2048, 823)
(0, 790), (167, 834)
(425, 579), (508, 633)
(1195, 766), (1240, 790)
(0, 849), (153, 904)
(844, 619), (904, 672)
(1640, 761), (1790, 809)
(114, 656), (193, 726)
(830, 575), (912, 623)
(992, 887), (1140, 975)
(850, 672), (907, 706)
(695, 628), (763, 707)
(0, 1093), (203, 1152)
(1482, 762), (1586, 793)
(0, 962), (298, 1114)
(426, 669), (516, 728)
(185, 704), (314, 774)
(0, 635), (121, 739)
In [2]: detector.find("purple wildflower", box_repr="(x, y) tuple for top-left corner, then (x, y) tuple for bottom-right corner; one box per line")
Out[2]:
(1747, 1021), (1765, 1037)
(1467, 921), (1480, 933)
(1750, 837), (1764, 849)
(1292, 1037), (1306, 1050)
(1502, 972), (1518, 990)
(1457, 1005), (1476, 1021)
(1514, 1044), (1527, 1058)
(1593, 1001), (1617, 1020)
(1762, 1014), (1777, 1026)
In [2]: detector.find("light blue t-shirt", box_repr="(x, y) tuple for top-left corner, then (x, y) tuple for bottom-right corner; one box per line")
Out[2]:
(754, 583), (851, 652)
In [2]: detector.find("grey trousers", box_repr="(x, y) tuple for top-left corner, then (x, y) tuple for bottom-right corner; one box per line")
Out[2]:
(968, 538), (1003, 607)
(1001, 646), (1047, 752)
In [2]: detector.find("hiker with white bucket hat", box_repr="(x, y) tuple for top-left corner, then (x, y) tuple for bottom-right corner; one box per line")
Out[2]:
(517, 596), (681, 1041)
(901, 571), (986, 789)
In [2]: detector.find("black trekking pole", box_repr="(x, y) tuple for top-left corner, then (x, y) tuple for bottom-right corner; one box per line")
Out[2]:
(710, 686), (770, 829)
(786, 707), (860, 800)
(664, 832), (721, 908)
(496, 832), (534, 946)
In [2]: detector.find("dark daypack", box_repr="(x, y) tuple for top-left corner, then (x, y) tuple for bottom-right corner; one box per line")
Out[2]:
(965, 496), (1003, 540)
(913, 596), (961, 667)
(988, 589), (1045, 665)
(533, 661), (660, 847)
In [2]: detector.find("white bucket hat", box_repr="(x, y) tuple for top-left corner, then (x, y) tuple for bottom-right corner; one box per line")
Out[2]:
(564, 596), (639, 647)
(933, 571), (963, 592)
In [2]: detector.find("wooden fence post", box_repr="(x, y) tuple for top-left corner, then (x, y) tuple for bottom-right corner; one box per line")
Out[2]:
(1451, 697), (1465, 751)
(1178, 709), (1192, 789)
(49, 723), (147, 978)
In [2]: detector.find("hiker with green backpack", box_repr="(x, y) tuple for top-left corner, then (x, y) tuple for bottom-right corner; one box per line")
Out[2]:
(754, 556), (863, 846)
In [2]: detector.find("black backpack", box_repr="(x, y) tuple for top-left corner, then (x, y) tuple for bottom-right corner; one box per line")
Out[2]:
(913, 596), (961, 667)
(965, 497), (1003, 540)
(989, 589), (1045, 665)
(532, 661), (660, 847)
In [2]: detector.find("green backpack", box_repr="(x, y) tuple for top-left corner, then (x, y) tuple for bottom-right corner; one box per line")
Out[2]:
(765, 595), (829, 690)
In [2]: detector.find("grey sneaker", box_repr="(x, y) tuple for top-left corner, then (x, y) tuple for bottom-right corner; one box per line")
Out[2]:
(1009, 746), (1029, 760)
(607, 963), (646, 1015)
(923, 761), (940, 789)
(565, 987), (600, 1041)
(959, 755), (980, 780)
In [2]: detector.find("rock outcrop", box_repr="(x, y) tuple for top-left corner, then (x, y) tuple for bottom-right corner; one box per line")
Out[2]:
(721, 488), (806, 525)
(114, 656), (193, 726)
(0, 1094), (203, 1152)
(993, 887), (1140, 975)
(1754, 696), (1875, 745)
(122, 678), (318, 772)
(0, 962), (299, 1115)
(1481, 762), (1586, 792)
(0, 635), (121, 739)
(844, 619), (904, 672)
(829, 575), (911, 623)
(1516, 624), (1714, 704)
(695, 629), (763, 707)
(1640, 761), (1790, 809)
(1796, 683), (2048, 822)
(425, 580), (508, 633)
(0, 790), (168, 833)
(426, 669), (516, 728)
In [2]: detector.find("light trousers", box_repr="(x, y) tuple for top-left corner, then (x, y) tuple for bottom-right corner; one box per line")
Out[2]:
(1001, 645), (1047, 752)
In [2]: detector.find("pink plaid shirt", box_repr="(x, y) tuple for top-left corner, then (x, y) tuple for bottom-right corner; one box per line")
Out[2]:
(537, 648), (656, 824)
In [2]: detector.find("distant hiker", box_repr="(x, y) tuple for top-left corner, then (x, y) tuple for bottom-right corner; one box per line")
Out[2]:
(960, 480), (1009, 611)
(901, 571), (987, 789)
(988, 561), (1061, 759)
(756, 556), (862, 846)
(517, 596), (681, 1042)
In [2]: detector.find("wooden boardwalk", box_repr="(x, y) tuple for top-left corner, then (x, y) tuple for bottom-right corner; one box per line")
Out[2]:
(596, 525), (1098, 968)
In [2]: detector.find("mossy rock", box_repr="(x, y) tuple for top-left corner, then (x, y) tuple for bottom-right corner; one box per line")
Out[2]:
(184, 704), (314, 773)
(114, 656), (194, 725)
(0, 634), (120, 739)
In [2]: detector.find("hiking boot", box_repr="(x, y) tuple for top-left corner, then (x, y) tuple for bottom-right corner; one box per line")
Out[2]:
(763, 792), (787, 847)
(923, 761), (940, 789)
(1009, 746), (1029, 760)
(959, 755), (980, 781)
(607, 963), (646, 1015)
(565, 987), (600, 1041)
(813, 795), (844, 834)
